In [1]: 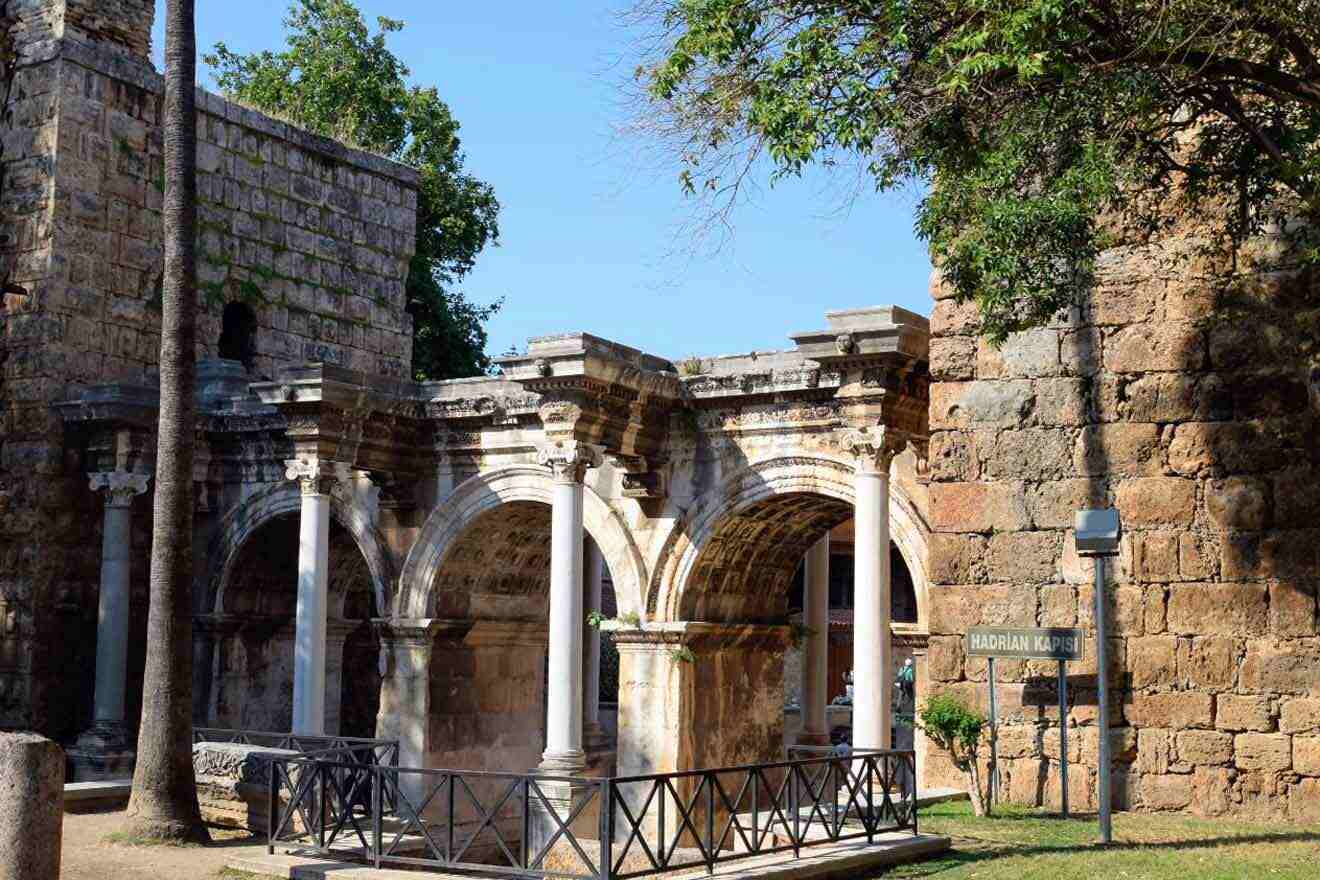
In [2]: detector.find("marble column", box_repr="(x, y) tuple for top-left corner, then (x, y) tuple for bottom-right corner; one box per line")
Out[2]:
(799, 533), (831, 746)
(537, 440), (602, 773)
(284, 458), (342, 736)
(582, 537), (607, 750)
(844, 428), (899, 751)
(69, 471), (150, 779)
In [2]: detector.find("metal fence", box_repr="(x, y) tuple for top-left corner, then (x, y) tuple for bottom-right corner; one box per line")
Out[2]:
(192, 727), (400, 766)
(264, 747), (916, 880)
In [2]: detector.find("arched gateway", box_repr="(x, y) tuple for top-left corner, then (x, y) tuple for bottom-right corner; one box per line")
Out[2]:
(61, 306), (929, 792)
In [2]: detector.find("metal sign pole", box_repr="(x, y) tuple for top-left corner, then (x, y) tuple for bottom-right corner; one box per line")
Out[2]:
(1057, 659), (1069, 818)
(1094, 555), (1112, 844)
(987, 656), (998, 808)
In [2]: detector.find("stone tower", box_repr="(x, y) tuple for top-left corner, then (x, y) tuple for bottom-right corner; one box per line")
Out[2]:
(1, 0), (418, 746)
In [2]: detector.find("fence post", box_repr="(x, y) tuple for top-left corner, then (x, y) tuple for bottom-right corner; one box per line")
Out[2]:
(705, 774), (715, 874)
(599, 779), (613, 880)
(373, 765), (383, 868)
(789, 764), (800, 858)
(318, 764), (327, 850)
(522, 777), (531, 869)
(267, 759), (278, 855)
(865, 757), (875, 845)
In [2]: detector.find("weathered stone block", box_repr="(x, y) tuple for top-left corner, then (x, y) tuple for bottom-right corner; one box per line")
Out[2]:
(1127, 636), (1177, 689)
(927, 584), (1037, 635)
(926, 636), (965, 682)
(930, 381), (1034, 428)
(1294, 737), (1320, 776)
(1039, 584), (1077, 627)
(928, 533), (987, 585)
(1178, 533), (1214, 580)
(1140, 773), (1193, 810)
(1281, 699), (1320, 735)
(1240, 644), (1320, 696)
(1205, 477), (1270, 531)
(1034, 378), (1089, 426)
(929, 481), (1030, 533)
(929, 336), (976, 381)
(1114, 477), (1196, 527)
(193, 742), (297, 833)
(1133, 532), (1179, 584)
(1234, 733), (1291, 772)
(1175, 730), (1233, 765)
(1106, 322), (1205, 373)
(1028, 479), (1105, 529)
(1215, 694), (1274, 732)
(1177, 636), (1238, 690)
(1166, 583), (1267, 636)
(1127, 692), (1214, 730)
(1290, 778), (1320, 822)
(1059, 327), (1102, 376)
(1168, 421), (1287, 477)
(985, 531), (1060, 583)
(1074, 423), (1163, 476)
(930, 298), (980, 336)
(976, 329), (1059, 378)
(928, 430), (979, 482)
(1191, 766), (1234, 817)
(0, 732), (63, 880)
(1269, 580), (1317, 637)
(983, 429), (1074, 481)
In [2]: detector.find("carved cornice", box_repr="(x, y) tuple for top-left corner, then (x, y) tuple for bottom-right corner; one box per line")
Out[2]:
(536, 440), (604, 484)
(89, 471), (151, 508)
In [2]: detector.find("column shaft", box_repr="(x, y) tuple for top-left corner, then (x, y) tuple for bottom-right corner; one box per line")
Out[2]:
(542, 478), (586, 770)
(292, 489), (331, 735)
(799, 533), (831, 746)
(583, 538), (604, 734)
(93, 503), (133, 725)
(853, 469), (892, 751)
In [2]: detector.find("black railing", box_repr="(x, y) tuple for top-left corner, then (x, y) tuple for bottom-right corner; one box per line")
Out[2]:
(265, 748), (917, 880)
(193, 727), (400, 766)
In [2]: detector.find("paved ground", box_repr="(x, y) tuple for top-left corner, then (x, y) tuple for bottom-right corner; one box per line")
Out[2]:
(61, 808), (270, 879)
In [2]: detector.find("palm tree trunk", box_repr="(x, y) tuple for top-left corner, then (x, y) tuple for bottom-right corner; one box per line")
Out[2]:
(124, 0), (208, 842)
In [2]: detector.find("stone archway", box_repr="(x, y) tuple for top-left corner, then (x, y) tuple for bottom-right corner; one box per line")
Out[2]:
(205, 480), (394, 619)
(397, 464), (646, 621)
(387, 464), (644, 775)
(649, 454), (929, 628)
(624, 452), (931, 779)
(198, 481), (394, 734)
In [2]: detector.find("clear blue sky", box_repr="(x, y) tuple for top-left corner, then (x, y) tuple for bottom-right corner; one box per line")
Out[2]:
(154, 1), (933, 362)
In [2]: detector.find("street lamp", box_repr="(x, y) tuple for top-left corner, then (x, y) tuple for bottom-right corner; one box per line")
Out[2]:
(1074, 508), (1120, 845)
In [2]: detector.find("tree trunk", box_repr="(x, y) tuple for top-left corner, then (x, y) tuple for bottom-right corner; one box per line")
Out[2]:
(965, 758), (990, 817)
(124, 0), (208, 843)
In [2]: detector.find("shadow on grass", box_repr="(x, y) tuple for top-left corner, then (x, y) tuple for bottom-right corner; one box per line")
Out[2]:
(884, 825), (1320, 876)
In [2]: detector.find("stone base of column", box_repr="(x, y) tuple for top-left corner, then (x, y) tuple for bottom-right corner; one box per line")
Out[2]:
(536, 748), (587, 775)
(795, 730), (832, 748)
(582, 723), (616, 777)
(526, 777), (600, 874)
(66, 721), (134, 782)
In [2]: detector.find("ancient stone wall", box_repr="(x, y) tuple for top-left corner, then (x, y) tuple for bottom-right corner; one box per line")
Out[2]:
(925, 235), (1320, 820)
(0, 4), (417, 741)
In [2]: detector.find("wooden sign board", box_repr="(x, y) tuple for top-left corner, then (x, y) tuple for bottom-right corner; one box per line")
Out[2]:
(965, 627), (1084, 661)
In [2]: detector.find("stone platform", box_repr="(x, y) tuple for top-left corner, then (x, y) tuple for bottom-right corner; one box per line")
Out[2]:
(230, 831), (950, 880)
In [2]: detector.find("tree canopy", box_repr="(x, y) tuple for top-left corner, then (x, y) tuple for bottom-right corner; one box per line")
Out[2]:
(206, 0), (501, 378)
(634, 0), (1320, 341)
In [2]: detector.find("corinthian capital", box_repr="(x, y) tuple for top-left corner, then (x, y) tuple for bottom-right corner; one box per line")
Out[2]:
(536, 440), (604, 484)
(284, 458), (349, 496)
(840, 426), (907, 475)
(89, 471), (151, 508)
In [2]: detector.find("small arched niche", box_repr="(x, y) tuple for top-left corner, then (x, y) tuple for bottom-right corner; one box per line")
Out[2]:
(218, 301), (258, 369)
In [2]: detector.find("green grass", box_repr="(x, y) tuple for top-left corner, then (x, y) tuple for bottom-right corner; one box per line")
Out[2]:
(102, 830), (205, 848)
(885, 800), (1320, 879)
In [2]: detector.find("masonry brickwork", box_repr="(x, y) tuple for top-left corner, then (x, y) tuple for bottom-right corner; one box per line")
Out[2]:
(925, 233), (1320, 821)
(0, 3), (417, 740)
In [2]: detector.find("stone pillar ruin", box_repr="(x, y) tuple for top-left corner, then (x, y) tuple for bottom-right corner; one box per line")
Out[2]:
(0, 732), (63, 880)
(68, 471), (150, 780)
(799, 533), (831, 746)
(284, 458), (342, 735)
(537, 441), (602, 773)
